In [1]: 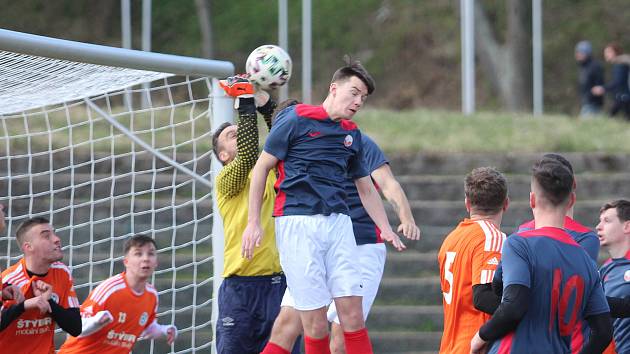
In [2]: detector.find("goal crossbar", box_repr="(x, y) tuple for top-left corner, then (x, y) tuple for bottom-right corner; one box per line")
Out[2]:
(0, 28), (234, 77)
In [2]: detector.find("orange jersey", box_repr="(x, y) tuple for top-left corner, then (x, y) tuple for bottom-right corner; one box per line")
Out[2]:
(0, 258), (79, 354)
(59, 272), (158, 354)
(438, 219), (505, 354)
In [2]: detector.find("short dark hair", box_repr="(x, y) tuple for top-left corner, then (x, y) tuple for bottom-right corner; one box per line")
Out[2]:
(16, 217), (50, 247)
(123, 234), (157, 255)
(464, 167), (508, 215)
(531, 158), (573, 206)
(331, 56), (375, 95)
(541, 153), (574, 175)
(272, 98), (300, 125)
(600, 200), (630, 222)
(212, 122), (233, 165)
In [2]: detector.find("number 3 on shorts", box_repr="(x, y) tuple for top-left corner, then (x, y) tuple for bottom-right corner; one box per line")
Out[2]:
(443, 252), (456, 305)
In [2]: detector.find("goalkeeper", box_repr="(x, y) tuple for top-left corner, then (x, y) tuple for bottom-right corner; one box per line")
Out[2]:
(212, 77), (298, 354)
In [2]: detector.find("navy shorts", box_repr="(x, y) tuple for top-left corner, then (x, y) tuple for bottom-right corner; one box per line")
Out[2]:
(216, 274), (300, 354)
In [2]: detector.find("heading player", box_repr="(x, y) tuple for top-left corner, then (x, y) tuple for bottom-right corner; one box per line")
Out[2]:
(471, 157), (612, 354)
(438, 167), (508, 354)
(59, 234), (176, 353)
(260, 126), (421, 354)
(0, 217), (81, 352)
(243, 59), (404, 354)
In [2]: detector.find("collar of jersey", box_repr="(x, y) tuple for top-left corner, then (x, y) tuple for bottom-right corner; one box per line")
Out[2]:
(517, 226), (579, 246)
(295, 104), (359, 130)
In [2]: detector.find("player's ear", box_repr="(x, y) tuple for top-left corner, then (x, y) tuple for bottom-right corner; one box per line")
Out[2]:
(329, 82), (337, 96)
(567, 191), (576, 211)
(622, 220), (630, 234)
(502, 197), (510, 212)
(529, 191), (536, 209)
(464, 197), (471, 213)
(218, 150), (230, 164)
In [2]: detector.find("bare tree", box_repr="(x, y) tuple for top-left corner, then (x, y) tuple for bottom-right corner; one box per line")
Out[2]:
(471, 1), (532, 111)
(195, 0), (213, 58)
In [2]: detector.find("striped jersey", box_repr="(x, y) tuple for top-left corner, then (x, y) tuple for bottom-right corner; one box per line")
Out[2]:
(438, 219), (506, 354)
(59, 272), (158, 354)
(0, 258), (79, 354)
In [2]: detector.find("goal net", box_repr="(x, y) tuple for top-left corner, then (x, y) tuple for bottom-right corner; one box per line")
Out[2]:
(0, 32), (232, 353)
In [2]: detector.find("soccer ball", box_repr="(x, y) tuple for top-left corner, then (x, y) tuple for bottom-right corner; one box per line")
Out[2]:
(245, 45), (292, 90)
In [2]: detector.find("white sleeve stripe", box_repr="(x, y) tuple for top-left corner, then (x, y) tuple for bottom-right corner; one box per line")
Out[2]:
(3, 264), (26, 285)
(92, 279), (125, 304)
(480, 269), (495, 284)
(477, 220), (506, 253)
(68, 296), (80, 308)
(91, 276), (124, 303)
(478, 220), (497, 252)
(96, 283), (127, 305)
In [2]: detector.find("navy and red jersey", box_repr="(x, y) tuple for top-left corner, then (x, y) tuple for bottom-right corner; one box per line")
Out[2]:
(599, 251), (630, 353)
(518, 216), (600, 262)
(488, 227), (609, 354)
(344, 134), (388, 245)
(264, 104), (368, 217)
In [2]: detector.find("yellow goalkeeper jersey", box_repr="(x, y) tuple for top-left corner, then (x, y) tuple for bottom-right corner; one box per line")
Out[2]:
(218, 169), (280, 277)
(216, 109), (281, 277)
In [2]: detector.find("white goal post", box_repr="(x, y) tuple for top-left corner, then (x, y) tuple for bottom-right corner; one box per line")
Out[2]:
(0, 29), (233, 353)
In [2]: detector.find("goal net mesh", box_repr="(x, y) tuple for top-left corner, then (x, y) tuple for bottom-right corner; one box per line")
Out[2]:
(0, 50), (218, 353)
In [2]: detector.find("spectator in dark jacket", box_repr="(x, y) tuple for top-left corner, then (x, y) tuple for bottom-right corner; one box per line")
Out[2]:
(592, 43), (630, 120)
(575, 40), (605, 117)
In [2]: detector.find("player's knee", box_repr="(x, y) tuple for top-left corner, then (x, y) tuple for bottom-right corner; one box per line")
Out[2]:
(301, 318), (329, 338)
(337, 310), (364, 332)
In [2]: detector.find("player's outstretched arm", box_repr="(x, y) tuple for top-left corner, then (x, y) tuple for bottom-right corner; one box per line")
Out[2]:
(371, 164), (420, 240)
(242, 151), (278, 259)
(139, 320), (178, 345)
(216, 77), (260, 199)
(355, 176), (405, 251)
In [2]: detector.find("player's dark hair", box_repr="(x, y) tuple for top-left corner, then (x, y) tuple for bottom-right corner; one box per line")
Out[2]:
(600, 200), (630, 222)
(16, 216), (50, 247)
(541, 153), (574, 176)
(123, 234), (157, 255)
(212, 122), (233, 166)
(272, 98), (300, 125)
(331, 55), (375, 95)
(541, 153), (576, 190)
(531, 158), (573, 206)
(464, 167), (508, 215)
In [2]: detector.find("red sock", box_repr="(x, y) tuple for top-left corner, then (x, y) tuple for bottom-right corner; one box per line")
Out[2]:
(304, 335), (331, 354)
(343, 328), (373, 354)
(260, 341), (291, 354)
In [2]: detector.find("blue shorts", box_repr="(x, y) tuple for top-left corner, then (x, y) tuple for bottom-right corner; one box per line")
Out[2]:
(216, 274), (300, 354)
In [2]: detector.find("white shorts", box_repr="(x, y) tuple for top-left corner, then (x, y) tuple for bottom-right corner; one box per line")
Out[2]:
(275, 214), (363, 311)
(279, 243), (386, 323)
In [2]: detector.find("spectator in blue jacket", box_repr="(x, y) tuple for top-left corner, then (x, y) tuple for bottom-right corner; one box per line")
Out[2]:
(575, 40), (605, 118)
(592, 43), (630, 120)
